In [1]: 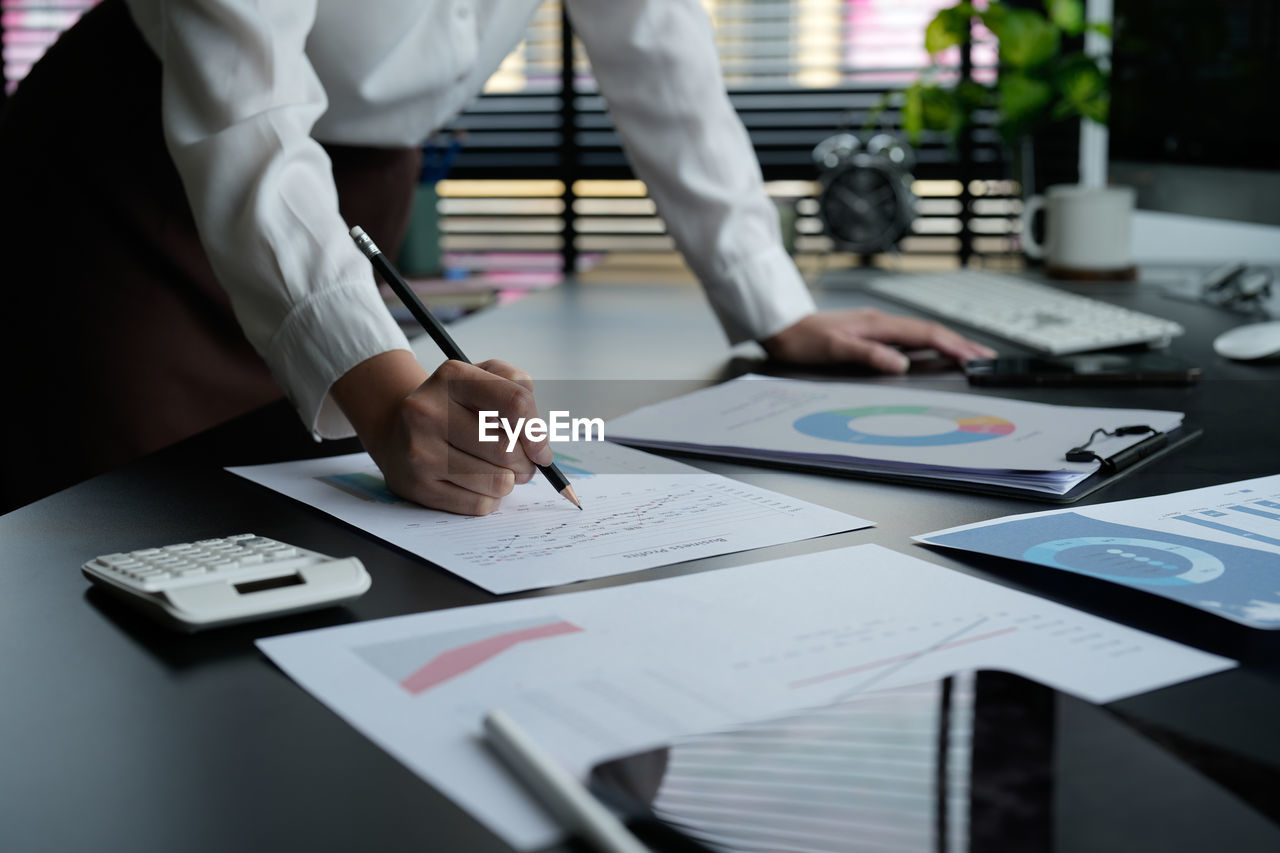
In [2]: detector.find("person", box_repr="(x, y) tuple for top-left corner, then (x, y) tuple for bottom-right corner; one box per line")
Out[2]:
(0, 0), (993, 514)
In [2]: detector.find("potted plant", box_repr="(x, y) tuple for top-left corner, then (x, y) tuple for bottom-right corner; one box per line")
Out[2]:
(901, 0), (1111, 192)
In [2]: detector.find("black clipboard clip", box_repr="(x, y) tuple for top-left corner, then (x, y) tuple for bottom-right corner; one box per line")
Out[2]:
(1066, 425), (1168, 475)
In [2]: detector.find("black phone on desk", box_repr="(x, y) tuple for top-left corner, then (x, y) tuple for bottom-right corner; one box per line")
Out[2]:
(587, 670), (1280, 853)
(964, 352), (1201, 386)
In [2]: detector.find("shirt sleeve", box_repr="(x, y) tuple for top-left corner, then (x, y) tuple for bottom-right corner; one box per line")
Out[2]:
(564, 0), (817, 344)
(148, 0), (411, 439)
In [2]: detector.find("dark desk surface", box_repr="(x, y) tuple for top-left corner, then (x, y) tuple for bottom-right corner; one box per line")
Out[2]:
(3, 275), (1280, 852)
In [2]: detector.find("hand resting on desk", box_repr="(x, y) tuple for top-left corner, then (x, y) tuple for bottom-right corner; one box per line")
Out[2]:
(326, 307), (993, 515)
(762, 308), (996, 373)
(331, 350), (553, 516)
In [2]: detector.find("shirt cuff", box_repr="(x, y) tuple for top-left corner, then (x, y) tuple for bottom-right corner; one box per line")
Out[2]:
(266, 277), (412, 441)
(706, 245), (817, 345)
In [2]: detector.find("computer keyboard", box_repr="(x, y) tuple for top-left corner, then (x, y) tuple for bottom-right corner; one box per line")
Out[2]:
(863, 269), (1184, 355)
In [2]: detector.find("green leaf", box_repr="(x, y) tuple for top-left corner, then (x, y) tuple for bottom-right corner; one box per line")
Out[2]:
(1085, 21), (1113, 38)
(1079, 90), (1110, 124)
(993, 8), (1060, 68)
(979, 2), (1010, 40)
(1055, 55), (1107, 105)
(955, 80), (992, 112)
(1054, 90), (1108, 124)
(925, 3), (976, 55)
(902, 84), (925, 144)
(979, 1), (1009, 29)
(1045, 0), (1085, 36)
(997, 71), (1054, 130)
(921, 86), (964, 135)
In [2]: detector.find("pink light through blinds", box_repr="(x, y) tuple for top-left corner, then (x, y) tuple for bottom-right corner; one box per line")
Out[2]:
(3, 1), (995, 96)
(844, 0), (998, 83)
(2, 0), (100, 93)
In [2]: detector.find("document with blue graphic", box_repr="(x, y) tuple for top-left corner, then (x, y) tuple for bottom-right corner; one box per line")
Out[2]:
(607, 376), (1183, 495)
(229, 441), (869, 594)
(917, 474), (1280, 627)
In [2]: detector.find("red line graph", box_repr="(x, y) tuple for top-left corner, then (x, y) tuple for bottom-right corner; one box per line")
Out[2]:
(787, 626), (1019, 689)
(401, 620), (583, 695)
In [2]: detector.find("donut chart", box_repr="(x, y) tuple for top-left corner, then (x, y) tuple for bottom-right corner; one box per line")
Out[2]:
(793, 405), (1015, 446)
(1022, 536), (1225, 586)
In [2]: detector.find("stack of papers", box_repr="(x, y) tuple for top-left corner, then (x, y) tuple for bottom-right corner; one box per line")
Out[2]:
(608, 376), (1185, 496)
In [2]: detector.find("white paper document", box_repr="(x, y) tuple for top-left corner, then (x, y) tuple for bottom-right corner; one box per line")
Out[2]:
(228, 441), (867, 593)
(918, 473), (1280, 628)
(257, 544), (1232, 851)
(607, 376), (1185, 495)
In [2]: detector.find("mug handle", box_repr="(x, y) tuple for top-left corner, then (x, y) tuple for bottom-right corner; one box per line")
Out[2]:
(1020, 194), (1046, 259)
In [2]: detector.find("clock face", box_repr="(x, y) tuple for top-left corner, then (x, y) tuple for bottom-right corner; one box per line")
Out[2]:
(818, 164), (911, 253)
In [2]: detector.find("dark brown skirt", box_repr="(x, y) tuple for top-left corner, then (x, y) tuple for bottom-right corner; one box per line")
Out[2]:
(0, 0), (421, 512)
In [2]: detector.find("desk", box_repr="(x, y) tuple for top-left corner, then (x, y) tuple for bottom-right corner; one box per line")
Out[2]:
(3, 278), (1280, 852)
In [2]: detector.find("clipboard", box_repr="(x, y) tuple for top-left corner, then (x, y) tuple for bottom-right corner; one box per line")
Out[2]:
(616, 422), (1202, 504)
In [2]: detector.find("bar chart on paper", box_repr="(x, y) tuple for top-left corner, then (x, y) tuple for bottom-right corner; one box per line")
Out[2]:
(228, 441), (870, 593)
(1172, 495), (1280, 547)
(918, 475), (1280, 628)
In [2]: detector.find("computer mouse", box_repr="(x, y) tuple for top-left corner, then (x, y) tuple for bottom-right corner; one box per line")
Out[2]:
(1212, 320), (1280, 360)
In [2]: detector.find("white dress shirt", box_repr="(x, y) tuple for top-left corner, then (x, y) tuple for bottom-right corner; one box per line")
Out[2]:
(125, 0), (816, 439)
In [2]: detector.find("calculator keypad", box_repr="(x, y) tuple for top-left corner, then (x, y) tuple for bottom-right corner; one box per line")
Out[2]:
(87, 535), (314, 593)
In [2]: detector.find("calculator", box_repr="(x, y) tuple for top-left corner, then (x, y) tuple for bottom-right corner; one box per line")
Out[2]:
(82, 534), (371, 631)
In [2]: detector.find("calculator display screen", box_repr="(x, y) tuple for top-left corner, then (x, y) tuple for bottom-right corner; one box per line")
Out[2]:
(234, 573), (305, 594)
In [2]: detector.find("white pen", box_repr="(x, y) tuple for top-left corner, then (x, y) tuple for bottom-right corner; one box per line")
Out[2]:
(483, 709), (650, 853)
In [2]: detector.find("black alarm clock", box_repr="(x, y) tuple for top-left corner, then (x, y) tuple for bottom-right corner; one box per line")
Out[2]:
(812, 133), (917, 254)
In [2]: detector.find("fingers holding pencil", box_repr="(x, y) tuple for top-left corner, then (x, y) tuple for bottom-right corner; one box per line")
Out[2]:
(334, 351), (552, 516)
(350, 225), (581, 510)
(400, 360), (551, 514)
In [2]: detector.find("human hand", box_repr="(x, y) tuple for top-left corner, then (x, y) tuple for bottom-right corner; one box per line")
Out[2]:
(332, 351), (552, 515)
(761, 309), (996, 373)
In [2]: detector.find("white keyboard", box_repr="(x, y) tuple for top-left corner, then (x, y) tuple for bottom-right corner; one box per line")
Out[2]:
(864, 270), (1184, 355)
(83, 534), (370, 630)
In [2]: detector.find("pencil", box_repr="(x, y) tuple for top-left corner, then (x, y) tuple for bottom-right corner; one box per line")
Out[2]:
(483, 709), (650, 853)
(350, 226), (581, 510)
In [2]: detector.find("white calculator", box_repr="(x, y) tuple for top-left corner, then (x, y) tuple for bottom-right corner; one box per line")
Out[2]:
(82, 534), (371, 631)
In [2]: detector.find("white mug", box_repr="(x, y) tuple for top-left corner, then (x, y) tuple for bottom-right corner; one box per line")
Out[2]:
(1021, 185), (1136, 278)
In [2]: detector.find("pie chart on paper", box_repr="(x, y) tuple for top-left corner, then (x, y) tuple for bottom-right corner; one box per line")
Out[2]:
(793, 405), (1016, 447)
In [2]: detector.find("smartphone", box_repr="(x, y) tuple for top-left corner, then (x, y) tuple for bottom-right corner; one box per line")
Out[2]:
(963, 352), (1201, 386)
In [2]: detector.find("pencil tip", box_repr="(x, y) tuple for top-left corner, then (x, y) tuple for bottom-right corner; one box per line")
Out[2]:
(561, 484), (582, 510)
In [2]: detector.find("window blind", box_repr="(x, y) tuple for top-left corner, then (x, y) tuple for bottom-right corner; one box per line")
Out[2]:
(1, 0), (98, 95)
(2, 1), (1032, 277)
(441, 0), (1023, 278)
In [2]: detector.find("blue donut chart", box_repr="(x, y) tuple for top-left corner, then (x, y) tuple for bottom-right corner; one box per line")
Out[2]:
(793, 405), (1016, 447)
(1022, 536), (1225, 586)
(923, 511), (1280, 628)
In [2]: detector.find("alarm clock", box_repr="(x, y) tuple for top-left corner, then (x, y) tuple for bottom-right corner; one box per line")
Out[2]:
(812, 133), (918, 254)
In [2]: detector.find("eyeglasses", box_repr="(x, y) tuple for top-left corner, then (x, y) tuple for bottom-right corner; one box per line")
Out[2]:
(1198, 263), (1274, 315)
